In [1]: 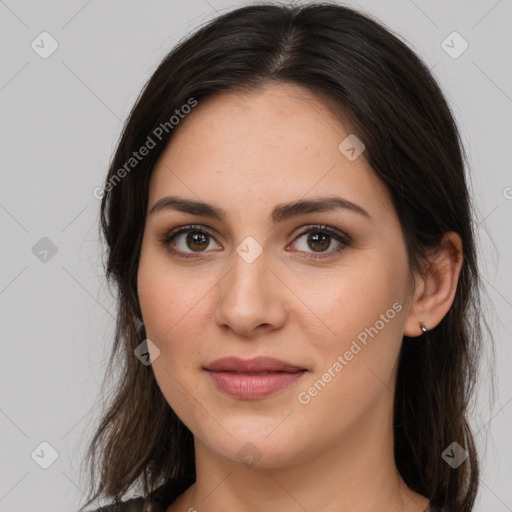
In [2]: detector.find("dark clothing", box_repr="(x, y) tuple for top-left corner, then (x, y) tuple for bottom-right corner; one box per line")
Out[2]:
(82, 479), (189, 512)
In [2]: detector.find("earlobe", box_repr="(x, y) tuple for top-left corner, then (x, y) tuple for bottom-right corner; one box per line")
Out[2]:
(403, 232), (463, 337)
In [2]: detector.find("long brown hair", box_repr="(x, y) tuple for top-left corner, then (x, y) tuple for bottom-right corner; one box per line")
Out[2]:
(79, 3), (491, 511)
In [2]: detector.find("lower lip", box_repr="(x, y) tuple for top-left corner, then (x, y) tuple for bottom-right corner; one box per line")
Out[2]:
(206, 370), (306, 399)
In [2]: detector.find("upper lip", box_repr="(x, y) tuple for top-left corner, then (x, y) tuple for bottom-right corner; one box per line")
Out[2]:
(204, 356), (305, 373)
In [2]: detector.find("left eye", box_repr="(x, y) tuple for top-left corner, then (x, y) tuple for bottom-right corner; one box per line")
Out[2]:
(291, 226), (350, 257)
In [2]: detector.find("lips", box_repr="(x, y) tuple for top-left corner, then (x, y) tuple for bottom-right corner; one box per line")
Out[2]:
(204, 356), (307, 399)
(204, 356), (305, 373)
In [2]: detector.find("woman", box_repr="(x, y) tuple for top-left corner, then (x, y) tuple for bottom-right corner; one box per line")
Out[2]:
(79, 3), (485, 512)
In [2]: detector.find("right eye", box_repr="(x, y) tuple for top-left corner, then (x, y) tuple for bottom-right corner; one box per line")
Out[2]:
(159, 224), (222, 259)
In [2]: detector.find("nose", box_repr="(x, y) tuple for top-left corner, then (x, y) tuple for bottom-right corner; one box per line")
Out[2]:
(213, 248), (288, 337)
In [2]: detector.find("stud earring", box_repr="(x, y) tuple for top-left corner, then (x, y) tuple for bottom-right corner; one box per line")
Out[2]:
(420, 323), (428, 333)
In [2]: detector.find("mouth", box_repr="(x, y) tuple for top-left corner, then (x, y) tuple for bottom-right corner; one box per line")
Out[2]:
(204, 356), (307, 399)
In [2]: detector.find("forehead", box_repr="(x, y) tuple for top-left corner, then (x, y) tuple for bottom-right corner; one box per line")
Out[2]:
(148, 83), (393, 219)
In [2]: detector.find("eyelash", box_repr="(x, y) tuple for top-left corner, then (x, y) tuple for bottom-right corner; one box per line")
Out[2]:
(159, 224), (352, 261)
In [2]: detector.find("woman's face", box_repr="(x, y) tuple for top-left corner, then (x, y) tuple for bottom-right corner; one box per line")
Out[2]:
(137, 83), (415, 468)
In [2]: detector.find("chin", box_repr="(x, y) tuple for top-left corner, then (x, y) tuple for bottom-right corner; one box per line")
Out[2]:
(196, 424), (307, 469)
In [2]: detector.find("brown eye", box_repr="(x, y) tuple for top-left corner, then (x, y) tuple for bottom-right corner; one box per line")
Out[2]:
(184, 231), (210, 251)
(160, 225), (221, 259)
(290, 225), (351, 259)
(306, 231), (331, 252)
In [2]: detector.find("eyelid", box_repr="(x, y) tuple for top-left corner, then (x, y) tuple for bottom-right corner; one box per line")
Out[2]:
(159, 224), (220, 250)
(287, 224), (351, 258)
(291, 224), (352, 244)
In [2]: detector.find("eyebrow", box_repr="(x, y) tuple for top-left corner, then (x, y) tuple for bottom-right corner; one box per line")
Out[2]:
(149, 195), (370, 224)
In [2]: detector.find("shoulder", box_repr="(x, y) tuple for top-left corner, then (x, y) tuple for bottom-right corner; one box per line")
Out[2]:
(80, 477), (193, 512)
(82, 496), (146, 512)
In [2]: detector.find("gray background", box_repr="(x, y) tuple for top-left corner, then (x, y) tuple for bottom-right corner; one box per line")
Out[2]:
(0, 0), (510, 510)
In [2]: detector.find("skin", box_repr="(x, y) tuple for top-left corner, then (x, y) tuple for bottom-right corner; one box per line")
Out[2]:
(136, 83), (463, 512)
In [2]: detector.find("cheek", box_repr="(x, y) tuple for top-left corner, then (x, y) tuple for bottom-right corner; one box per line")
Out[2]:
(137, 249), (214, 387)
(138, 276), (201, 361)
(137, 266), (184, 388)
(137, 245), (207, 342)
(294, 284), (406, 434)
(296, 246), (409, 392)
(295, 254), (407, 341)
(137, 262), (205, 419)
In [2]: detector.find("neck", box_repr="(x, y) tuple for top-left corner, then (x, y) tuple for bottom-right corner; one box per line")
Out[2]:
(179, 402), (428, 512)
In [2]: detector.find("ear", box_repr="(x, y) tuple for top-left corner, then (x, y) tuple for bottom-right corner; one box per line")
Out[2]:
(404, 232), (463, 337)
